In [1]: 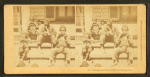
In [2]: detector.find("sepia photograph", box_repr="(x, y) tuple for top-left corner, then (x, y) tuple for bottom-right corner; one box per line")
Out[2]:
(13, 6), (75, 67)
(4, 4), (146, 74)
(76, 6), (138, 67)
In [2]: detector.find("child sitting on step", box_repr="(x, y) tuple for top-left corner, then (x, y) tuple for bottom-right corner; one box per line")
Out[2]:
(18, 33), (29, 61)
(82, 33), (92, 61)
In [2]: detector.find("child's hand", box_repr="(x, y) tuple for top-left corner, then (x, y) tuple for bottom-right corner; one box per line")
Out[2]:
(47, 33), (51, 36)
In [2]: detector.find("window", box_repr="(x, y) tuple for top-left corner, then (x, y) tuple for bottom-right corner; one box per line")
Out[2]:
(67, 6), (73, 17)
(13, 6), (22, 33)
(56, 6), (75, 22)
(58, 6), (65, 17)
(30, 6), (74, 24)
(76, 6), (84, 27)
(45, 6), (56, 21)
(30, 6), (45, 21)
(76, 6), (85, 34)
(92, 6), (110, 21)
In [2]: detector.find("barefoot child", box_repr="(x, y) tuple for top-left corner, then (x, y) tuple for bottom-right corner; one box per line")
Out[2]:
(17, 33), (29, 67)
(49, 25), (71, 67)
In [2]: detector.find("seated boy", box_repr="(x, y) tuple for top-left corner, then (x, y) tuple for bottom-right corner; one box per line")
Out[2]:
(27, 22), (39, 40)
(49, 25), (71, 67)
(35, 20), (42, 30)
(37, 19), (57, 53)
(82, 33), (92, 61)
(112, 24), (133, 66)
(90, 23), (101, 40)
(81, 23), (101, 61)
(100, 19), (119, 52)
(18, 33), (29, 61)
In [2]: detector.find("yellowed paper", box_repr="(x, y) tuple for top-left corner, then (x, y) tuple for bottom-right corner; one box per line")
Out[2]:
(4, 4), (146, 74)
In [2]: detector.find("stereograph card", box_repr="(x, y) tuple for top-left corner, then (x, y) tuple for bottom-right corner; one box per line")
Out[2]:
(4, 4), (146, 74)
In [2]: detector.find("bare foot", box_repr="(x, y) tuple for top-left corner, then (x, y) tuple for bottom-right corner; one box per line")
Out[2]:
(127, 60), (133, 67)
(64, 62), (69, 67)
(48, 62), (55, 67)
(111, 61), (118, 67)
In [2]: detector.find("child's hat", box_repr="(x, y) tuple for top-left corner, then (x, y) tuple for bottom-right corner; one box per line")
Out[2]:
(29, 22), (36, 26)
(92, 17), (97, 21)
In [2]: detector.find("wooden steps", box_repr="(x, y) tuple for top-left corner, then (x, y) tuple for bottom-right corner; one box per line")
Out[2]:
(27, 40), (75, 63)
(27, 48), (75, 63)
(90, 48), (137, 60)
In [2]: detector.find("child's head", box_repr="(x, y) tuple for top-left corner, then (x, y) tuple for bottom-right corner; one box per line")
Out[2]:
(44, 19), (50, 25)
(92, 17), (97, 23)
(91, 23), (99, 33)
(97, 19), (100, 25)
(21, 31), (28, 40)
(59, 25), (66, 35)
(84, 32), (90, 40)
(36, 20), (41, 26)
(58, 45), (64, 52)
(100, 20), (105, 25)
(106, 18), (112, 26)
(29, 22), (36, 26)
(22, 34), (28, 40)
(29, 17), (34, 22)
(29, 22), (36, 30)
(122, 24), (129, 33)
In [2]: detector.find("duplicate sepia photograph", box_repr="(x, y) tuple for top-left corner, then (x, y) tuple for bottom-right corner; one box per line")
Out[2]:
(76, 6), (138, 67)
(13, 6), (75, 67)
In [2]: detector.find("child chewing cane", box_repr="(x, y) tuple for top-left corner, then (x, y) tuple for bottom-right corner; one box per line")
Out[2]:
(49, 25), (71, 67)
(112, 24), (134, 67)
(17, 32), (29, 67)
(82, 33), (92, 61)
(37, 19), (57, 53)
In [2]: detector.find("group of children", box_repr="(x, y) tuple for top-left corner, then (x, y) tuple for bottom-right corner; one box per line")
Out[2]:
(18, 17), (134, 67)
(18, 19), (71, 67)
(81, 18), (134, 67)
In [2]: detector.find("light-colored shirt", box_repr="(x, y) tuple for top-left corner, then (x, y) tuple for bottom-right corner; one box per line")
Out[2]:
(54, 33), (71, 47)
(101, 24), (119, 35)
(118, 33), (133, 47)
(38, 24), (57, 35)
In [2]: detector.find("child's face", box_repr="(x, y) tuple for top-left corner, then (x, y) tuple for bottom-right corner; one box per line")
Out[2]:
(92, 26), (99, 33)
(22, 35), (27, 40)
(93, 20), (97, 23)
(97, 20), (100, 25)
(101, 21), (104, 25)
(44, 22), (48, 25)
(122, 25), (128, 33)
(30, 25), (36, 30)
(60, 30), (66, 35)
(37, 22), (41, 26)
(84, 35), (89, 39)
(30, 19), (34, 22)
